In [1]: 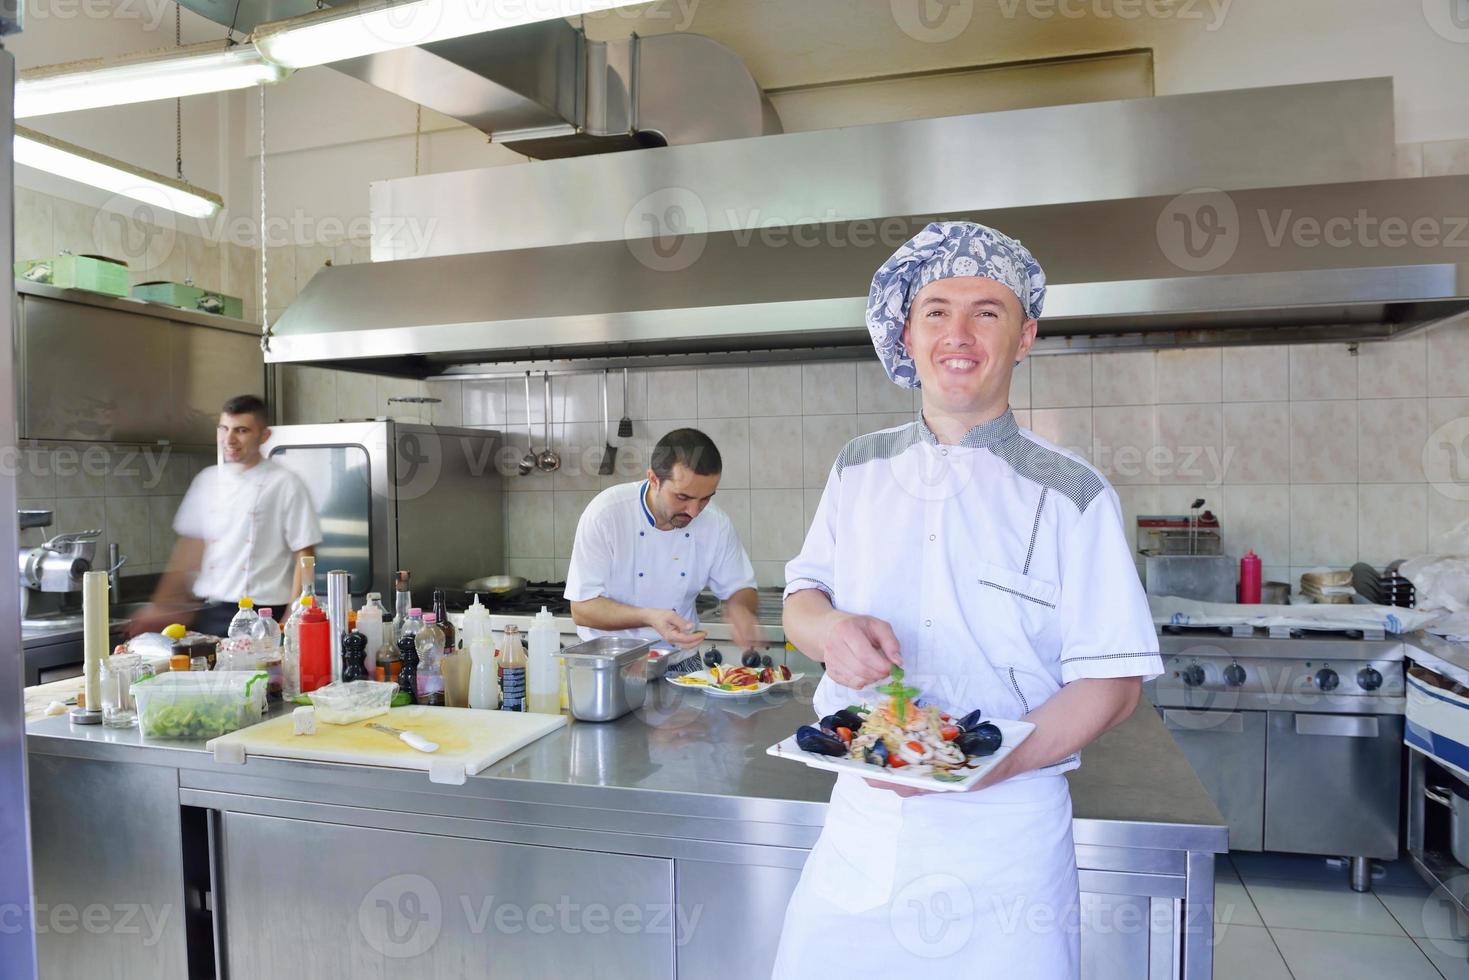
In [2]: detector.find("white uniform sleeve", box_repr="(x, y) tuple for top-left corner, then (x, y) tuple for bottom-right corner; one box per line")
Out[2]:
(783, 463), (839, 604)
(564, 507), (614, 603)
(1057, 488), (1163, 684)
(706, 512), (756, 599)
(280, 473), (323, 551)
(172, 469), (212, 540)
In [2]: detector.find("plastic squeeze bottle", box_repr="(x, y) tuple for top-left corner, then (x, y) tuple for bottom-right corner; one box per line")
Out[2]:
(527, 607), (561, 714)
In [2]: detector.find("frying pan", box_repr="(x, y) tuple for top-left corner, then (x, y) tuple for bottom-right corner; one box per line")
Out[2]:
(463, 575), (527, 598)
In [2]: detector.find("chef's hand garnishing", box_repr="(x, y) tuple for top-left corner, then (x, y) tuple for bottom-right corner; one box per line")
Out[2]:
(819, 612), (903, 689)
(645, 608), (704, 649)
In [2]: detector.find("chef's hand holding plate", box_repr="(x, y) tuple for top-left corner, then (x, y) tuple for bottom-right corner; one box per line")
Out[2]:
(645, 608), (705, 649)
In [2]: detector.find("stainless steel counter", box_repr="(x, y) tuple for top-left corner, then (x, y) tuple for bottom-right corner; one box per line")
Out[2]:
(27, 688), (1224, 978)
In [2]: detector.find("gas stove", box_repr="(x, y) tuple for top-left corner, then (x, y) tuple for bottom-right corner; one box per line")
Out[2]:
(1152, 625), (1407, 715)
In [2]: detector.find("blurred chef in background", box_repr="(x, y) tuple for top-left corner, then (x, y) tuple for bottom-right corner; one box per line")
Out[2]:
(132, 394), (321, 637)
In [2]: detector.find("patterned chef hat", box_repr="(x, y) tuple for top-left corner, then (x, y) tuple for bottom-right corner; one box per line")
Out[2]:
(866, 220), (1047, 388)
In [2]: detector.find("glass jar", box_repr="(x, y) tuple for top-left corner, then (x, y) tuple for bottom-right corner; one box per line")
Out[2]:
(100, 654), (153, 728)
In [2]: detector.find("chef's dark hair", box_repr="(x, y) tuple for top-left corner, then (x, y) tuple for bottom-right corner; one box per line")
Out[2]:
(220, 394), (268, 426)
(650, 428), (722, 481)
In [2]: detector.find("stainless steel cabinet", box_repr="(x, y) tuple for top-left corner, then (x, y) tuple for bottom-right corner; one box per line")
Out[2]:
(1264, 711), (1403, 858)
(18, 290), (263, 445)
(218, 812), (677, 979)
(1162, 707), (1266, 851)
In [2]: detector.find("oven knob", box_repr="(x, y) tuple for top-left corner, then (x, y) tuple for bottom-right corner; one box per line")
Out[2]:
(1223, 663), (1246, 687)
(1357, 666), (1383, 691)
(1315, 667), (1340, 692)
(1180, 664), (1206, 688)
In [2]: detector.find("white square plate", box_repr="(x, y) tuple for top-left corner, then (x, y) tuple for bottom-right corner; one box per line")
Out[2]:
(665, 669), (805, 699)
(765, 717), (1036, 792)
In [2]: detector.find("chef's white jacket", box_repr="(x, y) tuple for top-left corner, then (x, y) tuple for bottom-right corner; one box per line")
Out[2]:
(785, 409), (1162, 777)
(564, 480), (756, 642)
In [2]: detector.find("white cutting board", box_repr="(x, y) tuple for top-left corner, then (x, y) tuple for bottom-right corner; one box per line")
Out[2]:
(206, 706), (566, 785)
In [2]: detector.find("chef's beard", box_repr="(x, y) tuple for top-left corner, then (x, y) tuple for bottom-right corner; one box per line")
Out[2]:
(671, 515), (692, 526)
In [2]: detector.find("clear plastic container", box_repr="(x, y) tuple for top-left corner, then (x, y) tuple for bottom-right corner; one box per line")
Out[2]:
(307, 680), (397, 725)
(131, 670), (269, 739)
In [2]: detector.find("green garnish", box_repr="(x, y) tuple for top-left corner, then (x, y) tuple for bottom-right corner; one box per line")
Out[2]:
(931, 772), (965, 783)
(877, 666), (921, 724)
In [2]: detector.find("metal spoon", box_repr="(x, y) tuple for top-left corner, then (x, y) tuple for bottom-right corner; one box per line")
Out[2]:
(537, 372), (561, 472)
(518, 372), (536, 476)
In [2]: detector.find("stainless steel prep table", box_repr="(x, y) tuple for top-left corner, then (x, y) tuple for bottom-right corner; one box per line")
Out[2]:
(27, 686), (1224, 979)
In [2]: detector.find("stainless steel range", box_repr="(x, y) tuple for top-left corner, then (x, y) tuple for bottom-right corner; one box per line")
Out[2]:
(1148, 625), (1407, 891)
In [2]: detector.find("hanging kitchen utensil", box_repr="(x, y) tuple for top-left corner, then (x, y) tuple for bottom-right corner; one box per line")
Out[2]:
(518, 372), (536, 476)
(537, 372), (561, 472)
(618, 367), (633, 438)
(599, 370), (617, 476)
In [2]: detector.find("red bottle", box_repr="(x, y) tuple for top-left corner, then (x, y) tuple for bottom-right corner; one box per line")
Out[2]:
(1239, 549), (1262, 604)
(299, 605), (331, 693)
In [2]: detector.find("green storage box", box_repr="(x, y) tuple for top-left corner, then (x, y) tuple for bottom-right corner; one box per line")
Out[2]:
(15, 253), (130, 297)
(133, 280), (243, 319)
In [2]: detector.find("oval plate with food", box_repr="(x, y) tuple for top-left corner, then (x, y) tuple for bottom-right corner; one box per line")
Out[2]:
(667, 663), (804, 698)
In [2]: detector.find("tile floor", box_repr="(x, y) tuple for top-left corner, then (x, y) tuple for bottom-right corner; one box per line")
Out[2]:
(1213, 852), (1469, 979)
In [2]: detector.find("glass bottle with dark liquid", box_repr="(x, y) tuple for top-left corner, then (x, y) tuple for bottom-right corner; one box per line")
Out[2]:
(397, 632), (419, 705)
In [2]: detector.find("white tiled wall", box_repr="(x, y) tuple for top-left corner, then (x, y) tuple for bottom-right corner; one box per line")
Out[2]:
(15, 442), (215, 577)
(375, 322), (1469, 592)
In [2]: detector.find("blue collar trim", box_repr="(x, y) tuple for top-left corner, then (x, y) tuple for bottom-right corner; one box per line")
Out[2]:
(639, 481), (657, 527)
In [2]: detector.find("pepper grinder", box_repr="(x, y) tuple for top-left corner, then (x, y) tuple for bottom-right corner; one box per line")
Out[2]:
(396, 631), (419, 704)
(341, 630), (369, 683)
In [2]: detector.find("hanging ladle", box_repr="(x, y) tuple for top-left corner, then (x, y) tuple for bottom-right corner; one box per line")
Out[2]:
(537, 372), (561, 472)
(518, 372), (536, 476)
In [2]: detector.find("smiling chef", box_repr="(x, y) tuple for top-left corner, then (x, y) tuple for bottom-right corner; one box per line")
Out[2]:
(773, 222), (1164, 976)
(565, 427), (762, 651)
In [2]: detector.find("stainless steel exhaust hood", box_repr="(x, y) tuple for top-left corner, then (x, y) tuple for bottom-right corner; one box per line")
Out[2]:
(265, 78), (1469, 375)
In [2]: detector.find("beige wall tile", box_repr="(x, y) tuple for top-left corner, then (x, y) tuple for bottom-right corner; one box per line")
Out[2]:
(1009, 358), (1031, 410)
(802, 415), (858, 487)
(1222, 402), (1290, 484)
(552, 491), (597, 559)
(697, 367), (751, 419)
(1031, 355), (1092, 408)
(1092, 405), (1157, 486)
(1222, 485), (1290, 568)
(856, 361), (912, 414)
(1358, 398), (1427, 483)
(749, 416), (803, 489)
(802, 362), (857, 415)
(1428, 321), (1469, 397)
(1222, 347), (1289, 403)
(506, 493), (553, 558)
(695, 417), (750, 489)
(1290, 484), (1357, 566)
(1290, 401), (1358, 483)
(1156, 349), (1221, 404)
(647, 369), (698, 420)
(714, 488), (751, 558)
(750, 365), (803, 416)
(749, 489), (805, 561)
(1423, 138), (1469, 176)
(1028, 408), (1093, 461)
(1092, 352), (1156, 407)
(1289, 344), (1357, 400)
(1357, 484), (1428, 566)
(550, 421), (608, 492)
(1358, 335), (1426, 399)
(1429, 491), (1469, 550)
(1156, 403), (1223, 485)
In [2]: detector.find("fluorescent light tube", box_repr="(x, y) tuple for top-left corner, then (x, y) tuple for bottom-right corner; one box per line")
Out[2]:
(16, 42), (287, 118)
(254, 0), (650, 70)
(14, 126), (224, 219)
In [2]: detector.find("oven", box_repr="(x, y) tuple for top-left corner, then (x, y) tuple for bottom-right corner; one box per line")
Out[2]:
(263, 422), (505, 598)
(1148, 629), (1407, 890)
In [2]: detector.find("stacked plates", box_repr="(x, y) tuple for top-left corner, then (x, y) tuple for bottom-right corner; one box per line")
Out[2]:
(1352, 561), (1416, 608)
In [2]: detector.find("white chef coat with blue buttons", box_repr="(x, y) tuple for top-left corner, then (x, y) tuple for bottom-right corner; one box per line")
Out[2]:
(564, 480), (756, 642)
(772, 409), (1163, 978)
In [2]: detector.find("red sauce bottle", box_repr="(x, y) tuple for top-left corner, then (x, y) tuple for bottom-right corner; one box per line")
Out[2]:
(299, 605), (331, 693)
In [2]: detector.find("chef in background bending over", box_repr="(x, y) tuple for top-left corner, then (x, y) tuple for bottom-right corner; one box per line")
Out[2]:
(565, 427), (761, 651)
(774, 222), (1163, 977)
(133, 394), (321, 637)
